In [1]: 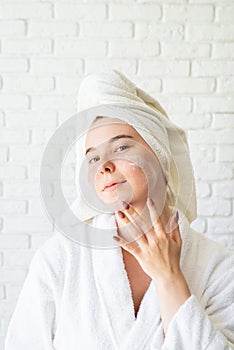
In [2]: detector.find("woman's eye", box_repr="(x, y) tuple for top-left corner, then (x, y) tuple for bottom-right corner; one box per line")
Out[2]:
(89, 156), (100, 164)
(116, 145), (129, 152)
(88, 145), (129, 164)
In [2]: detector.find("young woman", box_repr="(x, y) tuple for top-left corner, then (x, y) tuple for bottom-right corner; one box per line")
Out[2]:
(5, 70), (234, 349)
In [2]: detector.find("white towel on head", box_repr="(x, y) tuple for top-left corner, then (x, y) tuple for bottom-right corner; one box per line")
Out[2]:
(69, 69), (197, 226)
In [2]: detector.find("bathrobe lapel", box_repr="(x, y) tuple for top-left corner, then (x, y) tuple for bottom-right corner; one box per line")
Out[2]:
(92, 210), (190, 350)
(91, 209), (190, 349)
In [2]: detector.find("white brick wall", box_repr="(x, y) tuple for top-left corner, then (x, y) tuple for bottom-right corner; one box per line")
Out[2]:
(0, 1), (234, 348)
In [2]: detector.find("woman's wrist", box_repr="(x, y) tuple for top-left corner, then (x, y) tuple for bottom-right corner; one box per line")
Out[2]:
(153, 270), (191, 302)
(152, 271), (191, 333)
(153, 270), (188, 288)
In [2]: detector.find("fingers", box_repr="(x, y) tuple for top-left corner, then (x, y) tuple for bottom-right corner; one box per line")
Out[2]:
(146, 199), (182, 248)
(113, 210), (141, 256)
(115, 206), (148, 247)
(169, 211), (182, 247)
(122, 201), (152, 233)
(112, 234), (140, 257)
(113, 201), (151, 251)
(115, 210), (141, 243)
(113, 199), (182, 254)
(146, 198), (167, 240)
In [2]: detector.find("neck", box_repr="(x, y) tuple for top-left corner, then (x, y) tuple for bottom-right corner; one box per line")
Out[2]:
(139, 199), (174, 233)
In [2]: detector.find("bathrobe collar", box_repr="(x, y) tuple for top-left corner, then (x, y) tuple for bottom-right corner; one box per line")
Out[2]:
(91, 207), (190, 349)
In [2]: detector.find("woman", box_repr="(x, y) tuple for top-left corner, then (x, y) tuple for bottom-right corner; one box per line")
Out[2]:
(5, 70), (234, 349)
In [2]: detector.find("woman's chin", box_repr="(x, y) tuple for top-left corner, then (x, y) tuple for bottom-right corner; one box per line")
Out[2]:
(99, 195), (131, 210)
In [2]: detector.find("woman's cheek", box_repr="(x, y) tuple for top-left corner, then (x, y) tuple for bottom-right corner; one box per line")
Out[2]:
(87, 167), (100, 192)
(128, 169), (149, 195)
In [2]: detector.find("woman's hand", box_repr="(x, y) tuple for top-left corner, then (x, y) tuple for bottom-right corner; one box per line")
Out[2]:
(113, 198), (182, 284)
(113, 198), (191, 333)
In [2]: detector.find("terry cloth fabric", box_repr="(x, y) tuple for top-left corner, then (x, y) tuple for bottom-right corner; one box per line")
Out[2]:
(4, 208), (234, 349)
(71, 69), (197, 225)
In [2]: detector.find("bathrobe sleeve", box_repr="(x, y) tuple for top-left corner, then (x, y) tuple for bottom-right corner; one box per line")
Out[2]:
(4, 249), (57, 350)
(161, 255), (234, 350)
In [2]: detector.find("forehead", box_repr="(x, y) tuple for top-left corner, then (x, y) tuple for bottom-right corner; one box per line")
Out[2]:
(85, 117), (140, 148)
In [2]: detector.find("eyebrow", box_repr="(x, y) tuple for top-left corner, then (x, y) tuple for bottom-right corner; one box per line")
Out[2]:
(85, 134), (134, 156)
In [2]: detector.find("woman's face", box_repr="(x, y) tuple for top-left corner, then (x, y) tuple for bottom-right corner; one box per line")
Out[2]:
(85, 117), (163, 210)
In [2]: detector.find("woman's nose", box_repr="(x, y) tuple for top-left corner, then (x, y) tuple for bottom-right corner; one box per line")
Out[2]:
(99, 160), (115, 174)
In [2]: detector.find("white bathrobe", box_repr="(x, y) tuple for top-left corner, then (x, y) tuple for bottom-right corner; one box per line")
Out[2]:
(4, 209), (234, 350)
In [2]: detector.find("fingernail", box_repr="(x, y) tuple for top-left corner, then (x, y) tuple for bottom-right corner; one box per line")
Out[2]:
(113, 236), (120, 241)
(174, 210), (179, 223)
(122, 201), (129, 210)
(147, 197), (154, 206)
(118, 211), (125, 219)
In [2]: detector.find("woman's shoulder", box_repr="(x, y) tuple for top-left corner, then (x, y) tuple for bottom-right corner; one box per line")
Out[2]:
(36, 230), (79, 253)
(189, 228), (234, 259)
(30, 231), (84, 274)
(187, 227), (234, 281)
(179, 212), (233, 272)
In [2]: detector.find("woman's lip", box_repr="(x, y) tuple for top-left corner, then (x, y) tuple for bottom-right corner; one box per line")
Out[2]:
(103, 181), (126, 191)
